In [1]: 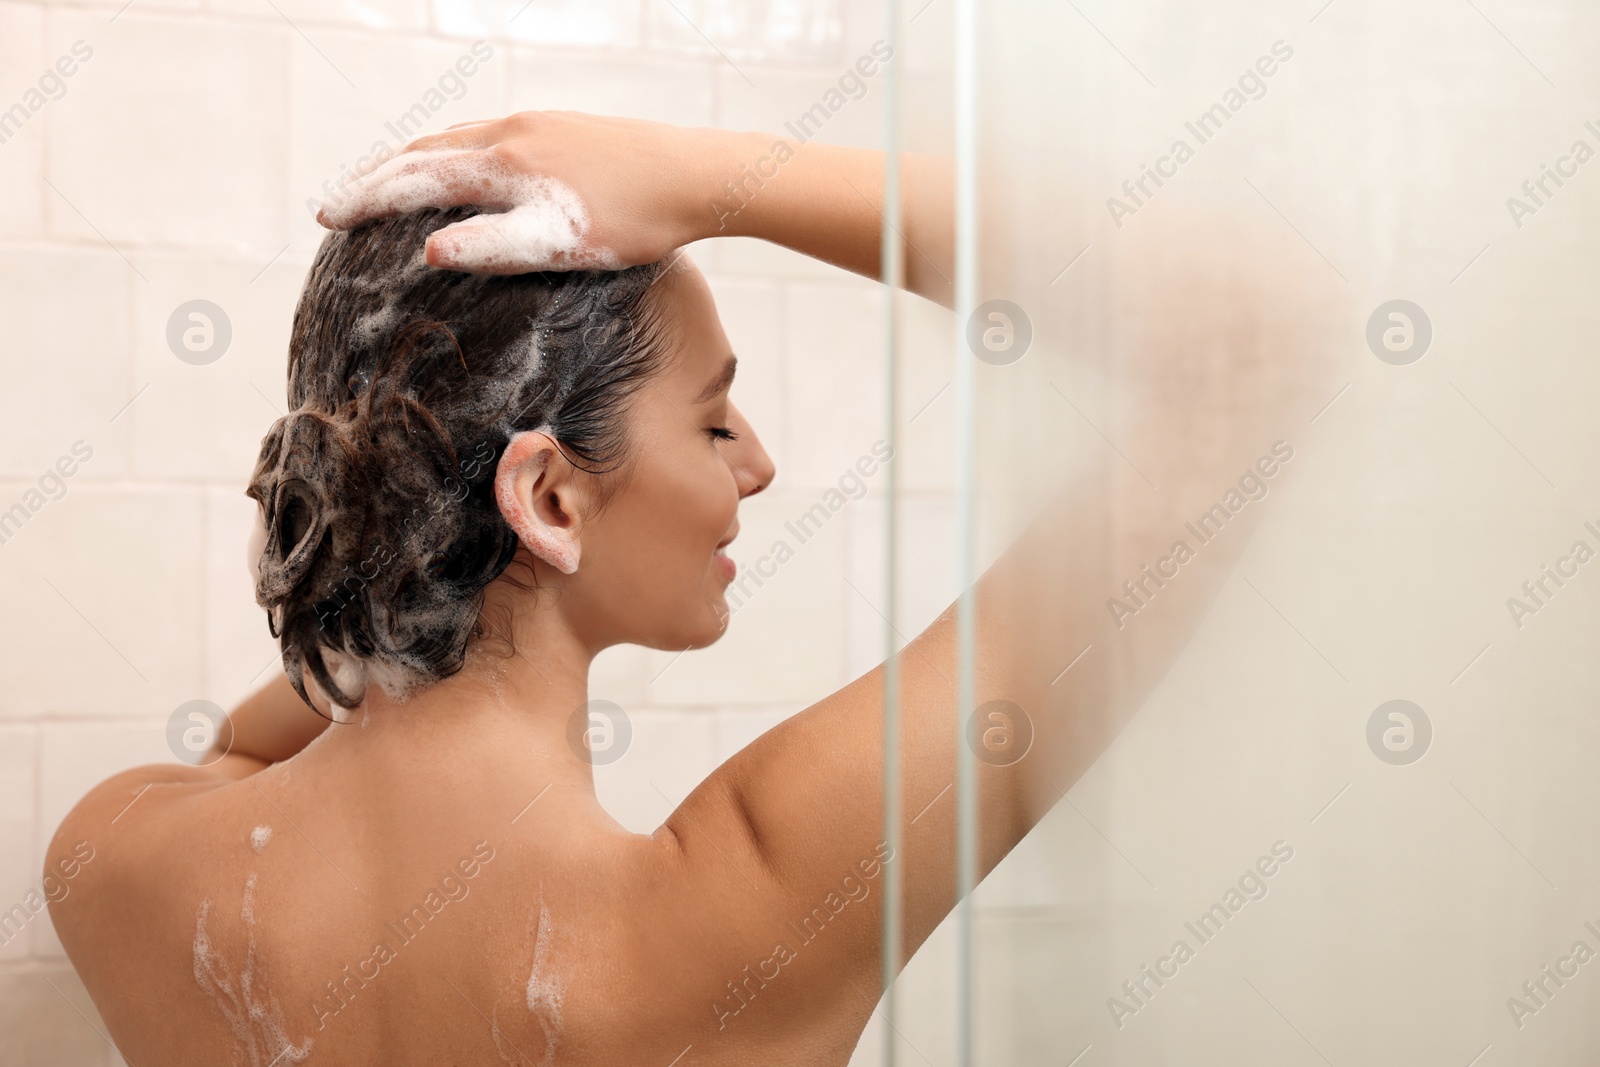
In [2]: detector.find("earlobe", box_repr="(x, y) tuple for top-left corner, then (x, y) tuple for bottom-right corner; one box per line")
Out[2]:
(494, 429), (582, 575)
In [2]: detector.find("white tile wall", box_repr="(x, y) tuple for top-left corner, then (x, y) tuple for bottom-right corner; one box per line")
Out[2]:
(0, 2), (47, 240)
(593, 707), (717, 833)
(288, 29), (514, 254)
(646, 0), (844, 65)
(45, 11), (291, 252)
(0, 487), (204, 722)
(508, 48), (714, 123)
(434, 0), (642, 49)
(0, 248), (131, 481)
(711, 704), (796, 762)
(127, 252), (306, 483)
(0, 726), (38, 964)
(714, 62), (884, 150)
(0, 6), (950, 1064)
(0, 965), (119, 1066)
(783, 278), (888, 488)
(207, 0), (428, 32)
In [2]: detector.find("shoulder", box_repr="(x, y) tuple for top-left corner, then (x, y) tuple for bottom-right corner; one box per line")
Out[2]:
(44, 760), (253, 970)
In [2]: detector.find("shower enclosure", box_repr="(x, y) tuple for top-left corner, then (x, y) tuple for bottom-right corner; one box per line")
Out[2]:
(865, 0), (1600, 1064)
(1, 0), (1595, 1062)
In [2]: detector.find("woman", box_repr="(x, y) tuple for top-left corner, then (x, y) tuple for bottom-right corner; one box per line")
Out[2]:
(45, 113), (1335, 1065)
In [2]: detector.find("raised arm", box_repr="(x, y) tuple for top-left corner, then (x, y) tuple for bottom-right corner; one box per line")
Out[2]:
(706, 135), (955, 308)
(682, 198), (1347, 1013)
(315, 111), (1348, 1009)
(316, 112), (956, 308)
(204, 673), (332, 777)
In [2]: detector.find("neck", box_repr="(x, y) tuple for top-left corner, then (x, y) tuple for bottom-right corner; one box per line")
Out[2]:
(305, 577), (611, 815)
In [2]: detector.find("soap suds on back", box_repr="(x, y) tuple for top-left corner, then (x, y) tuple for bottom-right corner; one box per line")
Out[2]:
(250, 826), (272, 853)
(489, 886), (567, 1066)
(525, 891), (566, 1064)
(192, 875), (311, 1067)
(526, 897), (563, 1014)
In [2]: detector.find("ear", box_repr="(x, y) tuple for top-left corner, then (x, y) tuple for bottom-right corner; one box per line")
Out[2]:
(494, 430), (584, 575)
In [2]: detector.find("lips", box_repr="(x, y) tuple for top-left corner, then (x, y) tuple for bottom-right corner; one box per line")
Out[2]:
(714, 525), (738, 581)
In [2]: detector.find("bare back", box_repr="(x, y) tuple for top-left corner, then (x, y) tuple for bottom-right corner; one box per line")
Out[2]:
(50, 700), (889, 1067)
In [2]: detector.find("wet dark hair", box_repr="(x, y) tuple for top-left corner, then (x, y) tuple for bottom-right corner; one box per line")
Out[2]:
(247, 206), (674, 713)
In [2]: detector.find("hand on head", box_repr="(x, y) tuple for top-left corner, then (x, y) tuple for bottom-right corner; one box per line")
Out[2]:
(315, 111), (725, 275)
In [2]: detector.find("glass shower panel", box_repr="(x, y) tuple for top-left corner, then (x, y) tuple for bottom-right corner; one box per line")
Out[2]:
(873, 1), (1600, 1065)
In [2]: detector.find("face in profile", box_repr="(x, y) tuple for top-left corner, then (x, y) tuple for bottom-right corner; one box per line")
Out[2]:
(535, 258), (776, 654)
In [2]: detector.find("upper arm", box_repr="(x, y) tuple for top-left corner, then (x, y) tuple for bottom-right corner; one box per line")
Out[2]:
(44, 759), (258, 964)
(681, 597), (1026, 988)
(222, 674), (333, 764)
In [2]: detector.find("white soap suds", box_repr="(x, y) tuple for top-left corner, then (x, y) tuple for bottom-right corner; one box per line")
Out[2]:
(524, 893), (566, 1064)
(303, 628), (456, 711)
(321, 647), (368, 715)
(522, 332), (544, 377)
(193, 877), (312, 1067)
(319, 148), (620, 274)
(347, 245), (433, 349)
(250, 826), (272, 854)
(246, 508), (268, 587)
(431, 177), (618, 275)
(490, 887), (567, 1066)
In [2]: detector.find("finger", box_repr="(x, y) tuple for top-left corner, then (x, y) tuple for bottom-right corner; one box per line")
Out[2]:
(425, 214), (534, 275)
(426, 205), (622, 276)
(317, 148), (517, 230)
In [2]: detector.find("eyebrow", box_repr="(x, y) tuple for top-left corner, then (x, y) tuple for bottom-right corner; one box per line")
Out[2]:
(693, 354), (738, 404)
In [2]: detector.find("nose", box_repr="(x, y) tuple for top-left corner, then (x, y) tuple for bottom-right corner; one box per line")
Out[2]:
(725, 402), (775, 498)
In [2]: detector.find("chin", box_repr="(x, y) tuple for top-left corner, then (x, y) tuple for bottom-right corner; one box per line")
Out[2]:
(637, 592), (732, 652)
(687, 591), (733, 647)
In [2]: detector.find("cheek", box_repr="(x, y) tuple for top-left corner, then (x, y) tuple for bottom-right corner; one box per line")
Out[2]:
(611, 451), (732, 573)
(673, 452), (738, 557)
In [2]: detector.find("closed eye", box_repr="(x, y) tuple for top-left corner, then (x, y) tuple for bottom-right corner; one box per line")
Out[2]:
(707, 426), (740, 442)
